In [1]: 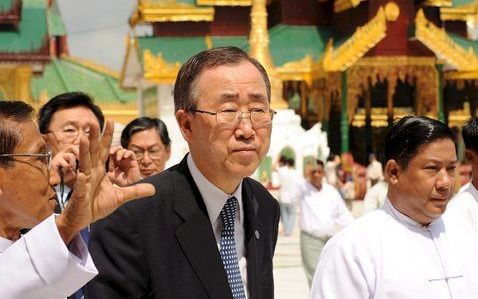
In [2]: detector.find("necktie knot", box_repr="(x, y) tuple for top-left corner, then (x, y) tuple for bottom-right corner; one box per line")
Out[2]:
(220, 197), (238, 228)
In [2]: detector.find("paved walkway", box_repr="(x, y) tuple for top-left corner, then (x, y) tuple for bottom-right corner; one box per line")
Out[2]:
(273, 228), (309, 299)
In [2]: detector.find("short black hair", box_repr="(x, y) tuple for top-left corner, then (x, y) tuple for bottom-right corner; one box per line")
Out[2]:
(0, 101), (35, 167)
(315, 159), (325, 168)
(385, 116), (456, 168)
(121, 117), (171, 148)
(462, 117), (478, 152)
(38, 92), (104, 133)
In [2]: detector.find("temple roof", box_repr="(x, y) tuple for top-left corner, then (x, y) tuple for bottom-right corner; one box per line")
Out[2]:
(31, 56), (136, 104)
(0, 0), (15, 11)
(0, 1), (48, 56)
(46, 0), (66, 36)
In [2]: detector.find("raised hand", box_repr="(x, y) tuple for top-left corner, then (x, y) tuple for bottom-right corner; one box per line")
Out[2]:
(48, 146), (79, 186)
(55, 120), (155, 244)
(107, 145), (142, 186)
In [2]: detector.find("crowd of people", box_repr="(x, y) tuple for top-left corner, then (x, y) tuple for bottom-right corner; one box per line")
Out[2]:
(1, 46), (478, 299)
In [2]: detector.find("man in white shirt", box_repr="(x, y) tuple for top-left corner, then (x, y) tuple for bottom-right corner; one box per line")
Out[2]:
(446, 118), (478, 231)
(362, 180), (388, 214)
(300, 159), (353, 286)
(310, 116), (478, 299)
(275, 156), (304, 236)
(366, 153), (383, 188)
(0, 101), (154, 299)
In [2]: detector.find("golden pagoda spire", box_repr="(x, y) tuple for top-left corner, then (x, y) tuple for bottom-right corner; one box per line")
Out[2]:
(249, 0), (287, 109)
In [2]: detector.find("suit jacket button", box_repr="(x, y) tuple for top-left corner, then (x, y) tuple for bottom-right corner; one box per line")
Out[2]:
(255, 230), (260, 240)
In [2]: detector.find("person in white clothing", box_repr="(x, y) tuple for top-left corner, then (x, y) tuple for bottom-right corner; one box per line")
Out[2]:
(362, 180), (388, 214)
(310, 116), (478, 299)
(300, 159), (353, 286)
(446, 117), (478, 231)
(275, 155), (304, 236)
(0, 101), (154, 299)
(366, 153), (383, 188)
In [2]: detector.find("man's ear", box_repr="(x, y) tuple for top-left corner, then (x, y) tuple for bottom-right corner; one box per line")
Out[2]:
(385, 159), (401, 186)
(175, 109), (193, 143)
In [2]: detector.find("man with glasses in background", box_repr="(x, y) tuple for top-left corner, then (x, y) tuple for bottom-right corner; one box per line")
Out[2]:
(37, 92), (141, 299)
(120, 116), (171, 177)
(87, 46), (280, 299)
(0, 101), (154, 298)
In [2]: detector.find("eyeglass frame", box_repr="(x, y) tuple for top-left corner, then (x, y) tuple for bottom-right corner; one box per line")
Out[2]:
(45, 126), (91, 140)
(131, 148), (167, 161)
(0, 149), (52, 170)
(191, 108), (277, 127)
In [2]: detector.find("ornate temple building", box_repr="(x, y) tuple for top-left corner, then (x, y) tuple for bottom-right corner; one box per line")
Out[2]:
(0, 0), (137, 124)
(122, 0), (478, 164)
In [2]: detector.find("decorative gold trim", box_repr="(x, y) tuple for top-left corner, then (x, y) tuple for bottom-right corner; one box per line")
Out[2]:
(444, 70), (478, 79)
(324, 7), (389, 72)
(415, 9), (478, 71)
(334, 0), (364, 13)
(132, 0), (214, 25)
(205, 35), (213, 49)
(423, 0), (452, 7)
(276, 55), (326, 86)
(119, 35), (136, 89)
(196, 0), (251, 6)
(384, 2), (400, 22)
(143, 50), (181, 84)
(448, 102), (472, 127)
(62, 55), (120, 79)
(440, 4), (478, 21)
(354, 56), (437, 66)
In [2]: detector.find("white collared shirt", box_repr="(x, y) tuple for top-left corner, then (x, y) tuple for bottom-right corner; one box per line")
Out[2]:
(310, 198), (478, 299)
(187, 154), (248, 298)
(300, 182), (353, 238)
(446, 180), (478, 232)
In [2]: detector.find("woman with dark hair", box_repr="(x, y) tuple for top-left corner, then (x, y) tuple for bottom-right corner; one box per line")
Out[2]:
(121, 117), (171, 177)
(310, 116), (478, 299)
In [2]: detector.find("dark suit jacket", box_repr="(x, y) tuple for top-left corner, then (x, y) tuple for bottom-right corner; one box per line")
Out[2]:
(86, 156), (280, 299)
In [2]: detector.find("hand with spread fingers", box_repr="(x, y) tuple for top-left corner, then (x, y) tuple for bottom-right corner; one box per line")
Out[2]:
(107, 145), (142, 186)
(48, 146), (79, 186)
(55, 120), (155, 244)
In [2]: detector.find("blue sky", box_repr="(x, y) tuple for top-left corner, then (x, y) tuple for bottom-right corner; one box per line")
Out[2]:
(57, 0), (136, 71)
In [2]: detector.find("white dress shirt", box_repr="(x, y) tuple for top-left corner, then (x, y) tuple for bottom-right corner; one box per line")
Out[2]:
(299, 182), (353, 238)
(310, 198), (478, 299)
(276, 166), (304, 204)
(362, 180), (388, 214)
(187, 154), (248, 298)
(0, 214), (97, 299)
(446, 180), (478, 232)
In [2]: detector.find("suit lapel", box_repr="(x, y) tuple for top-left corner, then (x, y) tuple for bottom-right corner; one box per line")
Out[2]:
(243, 179), (265, 299)
(173, 157), (233, 299)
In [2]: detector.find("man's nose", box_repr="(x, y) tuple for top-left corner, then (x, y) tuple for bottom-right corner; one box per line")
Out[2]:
(436, 168), (453, 191)
(235, 115), (255, 139)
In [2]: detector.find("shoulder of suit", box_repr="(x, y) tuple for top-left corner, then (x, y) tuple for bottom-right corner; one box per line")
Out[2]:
(244, 178), (277, 202)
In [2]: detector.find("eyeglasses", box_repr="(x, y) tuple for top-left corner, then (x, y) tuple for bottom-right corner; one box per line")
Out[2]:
(132, 148), (165, 161)
(0, 149), (52, 170)
(47, 126), (90, 141)
(192, 108), (276, 127)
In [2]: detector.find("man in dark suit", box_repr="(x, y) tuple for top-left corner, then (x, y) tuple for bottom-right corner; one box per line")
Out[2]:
(86, 46), (280, 299)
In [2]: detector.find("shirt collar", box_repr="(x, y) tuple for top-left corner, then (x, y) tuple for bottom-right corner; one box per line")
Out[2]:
(384, 197), (440, 229)
(0, 235), (14, 253)
(187, 154), (243, 228)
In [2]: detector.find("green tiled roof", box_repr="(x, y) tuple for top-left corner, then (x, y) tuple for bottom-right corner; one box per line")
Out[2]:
(179, 0), (196, 5)
(448, 32), (478, 53)
(31, 58), (136, 104)
(23, 0), (47, 9)
(138, 25), (332, 68)
(269, 24), (332, 66)
(47, 1), (66, 36)
(0, 1), (48, 53)
(138, 36), (208, 64)
(211, 36), (249, 50)
(0, 0), (14, 11)
(452, 0), (475, 7)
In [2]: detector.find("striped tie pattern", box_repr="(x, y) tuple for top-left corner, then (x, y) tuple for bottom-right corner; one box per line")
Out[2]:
(219, 197), (246, 299)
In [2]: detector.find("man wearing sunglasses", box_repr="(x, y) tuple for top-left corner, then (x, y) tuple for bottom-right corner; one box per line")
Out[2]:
(0, 101), (155, 299)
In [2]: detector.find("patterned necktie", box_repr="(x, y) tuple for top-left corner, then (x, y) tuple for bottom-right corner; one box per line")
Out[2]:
(219, 197), (246, 299)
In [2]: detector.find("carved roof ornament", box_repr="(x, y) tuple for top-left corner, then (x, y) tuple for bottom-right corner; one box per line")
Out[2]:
(277, 55), (326, 86)
(323, 6), (390, 72)
(415, 9), (478, 71)
(130, 0), (214, 26)
(196, 0), (251, 6)
(143, 49), (181, 83)
(249, 0), (288, 109)
(440, 1), (478, 21)
(334, 0), (366, 13)
(423, 0), (452, 7)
